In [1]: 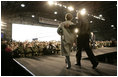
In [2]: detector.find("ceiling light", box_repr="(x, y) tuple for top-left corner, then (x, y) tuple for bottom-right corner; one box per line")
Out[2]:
(48, 1), (54, 6)
(54, 19), (57, 21)
(99, 14), (102, 17)
(54, 11), (57, 14)
(64, 6), (67, 8)
(63, 5), (67, 8)
(21, 4), (25, 7)
(68, 6), (74, 11)
(80, 8), (86, 15)
(90, 21), (93, 23)
(59, 4), (62, 7)
(75, 28), (79, 33)
(32, 15), (35, 18)
(101, 18), (105, 21)
(111, 25), (114, 27)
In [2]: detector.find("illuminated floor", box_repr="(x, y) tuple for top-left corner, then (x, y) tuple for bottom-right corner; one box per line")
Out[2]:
(14, 47), (117, 76)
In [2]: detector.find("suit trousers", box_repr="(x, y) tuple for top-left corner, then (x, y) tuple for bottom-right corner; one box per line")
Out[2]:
(76, 34), (97, 65)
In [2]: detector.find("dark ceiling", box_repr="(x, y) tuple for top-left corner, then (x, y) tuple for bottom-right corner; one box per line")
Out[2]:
(1, 1), (117, 22)
(1, 1), (117, 40)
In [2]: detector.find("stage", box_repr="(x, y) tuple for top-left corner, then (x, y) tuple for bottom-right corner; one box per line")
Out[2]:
(14, 47), (117, 76)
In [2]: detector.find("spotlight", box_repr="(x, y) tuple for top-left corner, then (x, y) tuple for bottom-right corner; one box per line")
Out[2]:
(21, 4), (25, 7)
(80, 8), (86, 16)
(68, 6), (74, 11)
(59, 4), (62, 7)
(91, 32), (94, 35)
(99, 14), (102, 17)
(32, 15), (35, 18)
(93, 16), (96, 18)
(63, 5), (67, 8)
(101, 18), (105, 21)
(96, 17), (99, 19)
(75, 28), (79, 33)
(48, 1), (54, 6)
(64, 6), (67, 8)
(111, 25), (114, 27)
(54, 19), (57, 21)
(90, 21), (93, 23)
(54, 11), (57, 14)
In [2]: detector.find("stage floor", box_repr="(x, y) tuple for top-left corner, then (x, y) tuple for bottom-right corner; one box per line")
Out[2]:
(14, 47), (117, 76)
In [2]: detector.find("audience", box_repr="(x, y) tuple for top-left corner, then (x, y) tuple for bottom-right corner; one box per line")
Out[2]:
(1, 40), (117, 58)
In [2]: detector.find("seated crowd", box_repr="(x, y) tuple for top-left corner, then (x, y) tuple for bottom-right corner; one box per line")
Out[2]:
(1, 40), (117, 58)
(1, 40), (61, 58)
(92, 40), (117, 49)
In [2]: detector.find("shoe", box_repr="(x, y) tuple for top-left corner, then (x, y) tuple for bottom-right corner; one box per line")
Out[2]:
(66, 61), (71, 69)
(75, 61), (81, 66)
(92, 62), (99, 69)
(75, 63), (81, 66)
(65, 56), (71, 69)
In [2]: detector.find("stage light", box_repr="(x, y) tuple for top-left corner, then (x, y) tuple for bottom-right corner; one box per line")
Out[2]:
(54, 2), (58, 5)
(75, 28), (79, 33)
(111, 25), (114, 27)
(99, 14), (102, 17)
(54, 19), (57, 21)
(59, 4), (62, 7)
(32, 15), (35, 18)
(54, 11), (57, 14)
(93, 16), (96, 18)
(68, 6), (74, 11)
(63, 5), (67, 8)
(21, 4), (25, 7)
(95, 16), (99, 19)
(48, 1), (54, 6)
(90, 21), (93, 23)
(64, 6), (67, 8)
(101, 18), (105, 21)
(91, 32), (93, 35)
(98, 17), (101, 19)
(80, 8), (86, 16)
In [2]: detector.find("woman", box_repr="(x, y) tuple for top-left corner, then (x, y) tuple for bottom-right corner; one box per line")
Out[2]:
(57, 13), (76, 69)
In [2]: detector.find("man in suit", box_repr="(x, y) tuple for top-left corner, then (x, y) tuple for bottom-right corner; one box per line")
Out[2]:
(75, 12), (99, 69)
